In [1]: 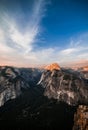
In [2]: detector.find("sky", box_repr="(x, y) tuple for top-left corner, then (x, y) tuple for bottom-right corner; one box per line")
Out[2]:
(0, 0), (88, 67)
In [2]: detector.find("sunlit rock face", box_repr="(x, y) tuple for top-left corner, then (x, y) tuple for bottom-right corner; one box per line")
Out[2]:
(38, 67), (88, 106)
(73, 105), (88, 130)
(83, 66), (88, 71)
(45, 63), (60, 71)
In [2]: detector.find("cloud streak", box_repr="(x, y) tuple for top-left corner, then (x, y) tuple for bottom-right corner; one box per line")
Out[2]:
(23, 32), (88, 67)
(0, 0), (47, 66)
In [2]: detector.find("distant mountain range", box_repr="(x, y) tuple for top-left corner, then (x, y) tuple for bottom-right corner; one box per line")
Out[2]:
(0, 63), (88, 129)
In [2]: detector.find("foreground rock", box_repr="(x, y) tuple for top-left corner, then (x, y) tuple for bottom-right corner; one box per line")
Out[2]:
(73, 105), (88, 130)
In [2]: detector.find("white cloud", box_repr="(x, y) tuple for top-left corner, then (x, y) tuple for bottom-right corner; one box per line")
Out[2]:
(9, 24), (34, 50)
(0, 0), (47, 66)
(0, 0), (45, 50)
(61, 48), (77, 55)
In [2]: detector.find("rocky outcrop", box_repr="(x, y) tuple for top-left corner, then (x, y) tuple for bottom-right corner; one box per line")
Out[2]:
(0, 67), (21, 106)
(0, 66), (42, 107)
(38, 65), (88, 105)
(73, 105), (88, 130)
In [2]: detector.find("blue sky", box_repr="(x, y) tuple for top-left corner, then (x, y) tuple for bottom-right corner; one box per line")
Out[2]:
(0, 0), (88, 67)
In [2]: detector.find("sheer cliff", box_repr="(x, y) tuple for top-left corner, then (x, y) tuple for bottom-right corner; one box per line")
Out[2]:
(38, 64), (88, 105)
(0, 66), (41, 106)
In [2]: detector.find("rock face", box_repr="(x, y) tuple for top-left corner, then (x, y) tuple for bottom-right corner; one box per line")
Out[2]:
(45, 63), (60, 71)
(0, 66), (22, 106)
(0, 64), (88, 129)
(38, 64), (88, 105)
(73, 105), (88, 130)
(78, 66), (88, 79)
(81, 71), (88, 79)
(81, 71), (88, 80)
(0, 66), (42, 107)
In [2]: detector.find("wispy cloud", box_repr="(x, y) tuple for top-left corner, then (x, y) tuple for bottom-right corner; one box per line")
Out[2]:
(61, 48), (77, 55)
(58, 33), (88, 66)
(1, 0), (45, 49)
(0, 0), (47, 66)
(23, 33), (88, 66)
